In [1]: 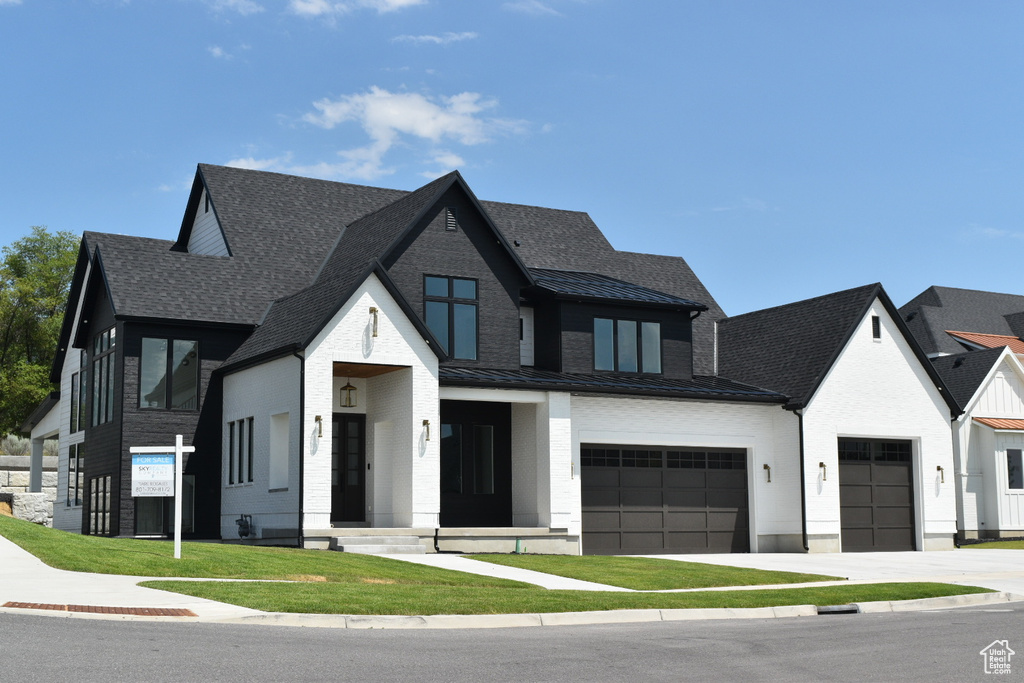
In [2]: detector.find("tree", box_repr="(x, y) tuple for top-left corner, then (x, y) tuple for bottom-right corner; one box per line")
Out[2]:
(0, 226), (79, 434)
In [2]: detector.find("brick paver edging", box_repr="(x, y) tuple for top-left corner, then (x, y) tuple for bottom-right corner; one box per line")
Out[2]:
(3, 601), (197, 617)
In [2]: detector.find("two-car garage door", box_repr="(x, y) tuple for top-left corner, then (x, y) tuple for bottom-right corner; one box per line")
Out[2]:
(581, 445), (749, 554)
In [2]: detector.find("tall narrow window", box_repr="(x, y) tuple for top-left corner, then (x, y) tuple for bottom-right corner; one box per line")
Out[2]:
(70, 371), (80, 433)
(67, 444), (84, 506)
(424, 276), (478, 360)
(1008, 449), (1023, 490)
(872, 315), (881, 339)
(593, 318), (662, 374)
(92, 327), (116, 426)
(269, 413), (290, 490)
(247, 416), (254, 484)
(228, 421), (235, 485)
(140, 338), (199, 410)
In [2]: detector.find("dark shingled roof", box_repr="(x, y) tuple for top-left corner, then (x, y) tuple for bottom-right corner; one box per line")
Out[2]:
(930, 346), (1007, 411)
(719, 283), (888, 406)
(899, 286), (1024, 357)
(528, 268), (706, 309)
(439, 367), (786, 403)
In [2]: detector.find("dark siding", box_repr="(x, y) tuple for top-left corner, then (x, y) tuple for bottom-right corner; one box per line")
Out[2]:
(558, 302), (694, 379)
(384, 185), (528, 370)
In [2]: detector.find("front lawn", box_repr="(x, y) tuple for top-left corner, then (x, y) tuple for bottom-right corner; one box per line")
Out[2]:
(143, 579), (991, 615)
(962, 540), (1024, 550)
(470, 554), (840, 590)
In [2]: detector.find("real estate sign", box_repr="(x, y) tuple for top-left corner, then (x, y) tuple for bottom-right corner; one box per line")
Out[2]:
(131, 454), (175, 497)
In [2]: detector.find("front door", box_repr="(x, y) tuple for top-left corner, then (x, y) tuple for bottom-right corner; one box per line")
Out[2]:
(440, 401), (512, 527)
(332, 414), (366, 523)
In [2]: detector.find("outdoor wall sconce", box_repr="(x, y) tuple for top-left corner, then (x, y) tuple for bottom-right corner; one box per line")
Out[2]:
(762, 463), (771, 483)
(937, 465), (945, 483)
(315, 415), (323, 437)
(819, 461), (827, 481)
(423, 419), (431, 441)
(369, 306), (379, 337)
(341, 380), (357, 408)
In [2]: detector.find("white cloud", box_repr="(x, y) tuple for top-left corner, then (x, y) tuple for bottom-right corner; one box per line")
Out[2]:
(289, 0), (424, 18)
(0, 0), (23, 5)
(503, 0), (561, 16)
(392, 32), (478, 45)
(225, 155), (293, 171)
(972, 226), (1024, 241)
(205, 0), (265, 15)
(208, 46), (229, 59)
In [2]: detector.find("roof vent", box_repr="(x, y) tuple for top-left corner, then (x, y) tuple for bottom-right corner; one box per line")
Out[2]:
(445, 207), (458, 231)
(905, 311), (917, 322)
(953, 357), (965, 368)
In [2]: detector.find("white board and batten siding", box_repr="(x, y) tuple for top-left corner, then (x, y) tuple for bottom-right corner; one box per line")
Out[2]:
(802, 298), (957, 551)
(187, 188), (230, 256)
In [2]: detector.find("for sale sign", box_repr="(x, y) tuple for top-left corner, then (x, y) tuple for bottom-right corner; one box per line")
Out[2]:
(132, 454), (174, 497)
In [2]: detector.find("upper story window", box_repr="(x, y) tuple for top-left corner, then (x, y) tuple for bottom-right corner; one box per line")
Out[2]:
(424, 275), (478, 360)
(70, 350), (87, 433)
(140, 338), (199, 410)
(91, 327), (116, 426)
(593, 318), (661, 374)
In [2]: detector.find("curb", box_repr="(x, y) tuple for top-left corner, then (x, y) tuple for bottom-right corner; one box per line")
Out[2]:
(210, 591), (1023, 630)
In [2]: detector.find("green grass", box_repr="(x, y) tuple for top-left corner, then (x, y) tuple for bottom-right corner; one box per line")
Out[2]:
(142, 580), (991, 615)
(962, 540), (1024, 550)
(0, 514), (520, 588)
(470, 554), (840, 590)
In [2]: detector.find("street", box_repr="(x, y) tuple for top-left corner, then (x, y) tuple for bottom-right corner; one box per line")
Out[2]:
(2, 603), (1021, 682)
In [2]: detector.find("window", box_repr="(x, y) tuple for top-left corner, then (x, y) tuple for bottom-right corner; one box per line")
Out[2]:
(593, 318), (661, 373)
(227, 417), (254, 485)
(269, 413), (289, 490)
(91, 327), (116, 426)
(1008, 449), (1023, 490)
(872, 315), (881, 339)
(140, 338), (198, 410)
(67, 444), (84, 506)
(424, 276), (478, 360)
(88, 475), (111, 535)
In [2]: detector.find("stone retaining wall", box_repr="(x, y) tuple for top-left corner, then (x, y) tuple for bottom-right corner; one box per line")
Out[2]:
(0, 455), (58, 527)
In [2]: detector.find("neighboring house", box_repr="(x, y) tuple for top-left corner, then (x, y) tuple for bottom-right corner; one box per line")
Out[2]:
(30, 164), (962, 554)
(899, 286), (1024, 540)
(718, 284), (961, 552)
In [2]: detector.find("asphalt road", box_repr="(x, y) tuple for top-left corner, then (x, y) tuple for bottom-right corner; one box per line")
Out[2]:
(2, 604), (1021, 682)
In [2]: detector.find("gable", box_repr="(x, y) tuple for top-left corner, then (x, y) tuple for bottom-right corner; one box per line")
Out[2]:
(383, 182), (532, 370)
(974, 358), (1024, 418)
(186, 186), (229, 256)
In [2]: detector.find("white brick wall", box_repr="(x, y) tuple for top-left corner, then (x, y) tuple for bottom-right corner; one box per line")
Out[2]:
(221, 355), (301, 539)
(570, 395), (800, 552)
(303, 273), (439, 530)
(803, 299), (957, 550)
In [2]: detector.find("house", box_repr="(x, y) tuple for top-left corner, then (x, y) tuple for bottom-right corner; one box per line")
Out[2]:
(900, 286), (1024, 540)
(27, 164), (961, 554)
(717, 284), (960, 551)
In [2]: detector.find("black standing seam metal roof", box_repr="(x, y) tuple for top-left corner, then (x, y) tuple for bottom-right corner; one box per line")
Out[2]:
(438, 367), (786, 402)
(718, 283), (960, 413)
(528, 268), (708, 309)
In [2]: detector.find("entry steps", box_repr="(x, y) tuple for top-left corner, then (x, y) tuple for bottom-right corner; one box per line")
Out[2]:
(328, 535), (427, 554)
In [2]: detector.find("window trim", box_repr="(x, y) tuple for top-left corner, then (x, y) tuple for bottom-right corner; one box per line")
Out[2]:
(592, 317), (663, 374)
(139, 337), (200, 411)
(423, 274), (479, 361)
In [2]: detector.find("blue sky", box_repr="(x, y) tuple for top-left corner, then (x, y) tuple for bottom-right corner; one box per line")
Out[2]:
(1, 1), (1021, 315)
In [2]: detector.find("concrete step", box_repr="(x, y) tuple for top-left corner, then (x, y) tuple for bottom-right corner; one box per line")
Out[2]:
(328, 536), (427, 554)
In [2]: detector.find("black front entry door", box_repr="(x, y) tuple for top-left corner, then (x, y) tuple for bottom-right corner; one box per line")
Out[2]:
(440, 401), (512, 527)
(332, 414), (366, 523)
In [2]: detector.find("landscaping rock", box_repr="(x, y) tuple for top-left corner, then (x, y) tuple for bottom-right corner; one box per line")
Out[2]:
(11, 492), (52, 525)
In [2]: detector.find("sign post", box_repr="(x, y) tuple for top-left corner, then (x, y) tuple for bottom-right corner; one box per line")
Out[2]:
(130, 435), (194, 559)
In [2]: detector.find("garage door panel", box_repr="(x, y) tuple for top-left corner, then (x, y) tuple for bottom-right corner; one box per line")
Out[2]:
(582, 445), (749, 554)
(874, 485), (912, 506)
(840, 528), (876, 550)
(840, 506), (874, 527)
(874, 528), (915, 549)
(839, 439), (915, 552)
(840, 484), (873, 506)
(874, 464), (912, 485)
(874, 506), (913, 527)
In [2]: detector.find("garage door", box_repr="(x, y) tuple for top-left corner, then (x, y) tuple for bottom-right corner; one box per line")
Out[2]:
(581, 445), (749, 554)
(838, 439), (915, 552)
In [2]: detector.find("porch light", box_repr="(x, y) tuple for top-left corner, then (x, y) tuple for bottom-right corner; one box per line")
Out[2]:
(315, 415), (323, 437)
(937, 465), (945, 484)
(341, 380), (357, 408)
(762, 463), (771, 483)
(423, 419), (431, 441)
(819, 461), (827, 481)
(369, 306), (379, 337)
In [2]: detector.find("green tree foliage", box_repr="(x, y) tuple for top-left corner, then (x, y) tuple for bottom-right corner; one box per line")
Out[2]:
(0, 226), (79, 434)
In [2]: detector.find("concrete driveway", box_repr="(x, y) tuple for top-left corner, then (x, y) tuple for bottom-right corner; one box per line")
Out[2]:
(646, 549), (1024, 594)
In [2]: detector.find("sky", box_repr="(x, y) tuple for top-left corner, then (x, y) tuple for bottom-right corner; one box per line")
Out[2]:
(1, 0), (1022, 316)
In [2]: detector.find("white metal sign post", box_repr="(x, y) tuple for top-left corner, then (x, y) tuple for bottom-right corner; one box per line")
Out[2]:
(130, 435), (194, 559)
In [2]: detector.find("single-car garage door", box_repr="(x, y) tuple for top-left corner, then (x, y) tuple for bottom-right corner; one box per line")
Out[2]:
(838, 439), (915, 552)
(581, 445), (749, 554)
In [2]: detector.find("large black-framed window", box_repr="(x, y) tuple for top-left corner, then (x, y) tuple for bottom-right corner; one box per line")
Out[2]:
(140, 338), (199, 410)
(227, 417), (254, 485)
(88, 474), (111, 536)
(593, 318), (661, 374)
(67, 443), (84, 506)
(91, 327), (116, 426)
(70, 351), (87, 433)
(424, 275), (478, 360)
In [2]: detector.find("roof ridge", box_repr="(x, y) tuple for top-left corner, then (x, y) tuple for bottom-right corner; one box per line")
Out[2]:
(722, 282), (881, 323)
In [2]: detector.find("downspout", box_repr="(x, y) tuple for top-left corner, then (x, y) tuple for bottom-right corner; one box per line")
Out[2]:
(293, 349), (305, 549)
(792, 406), (809, 552)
